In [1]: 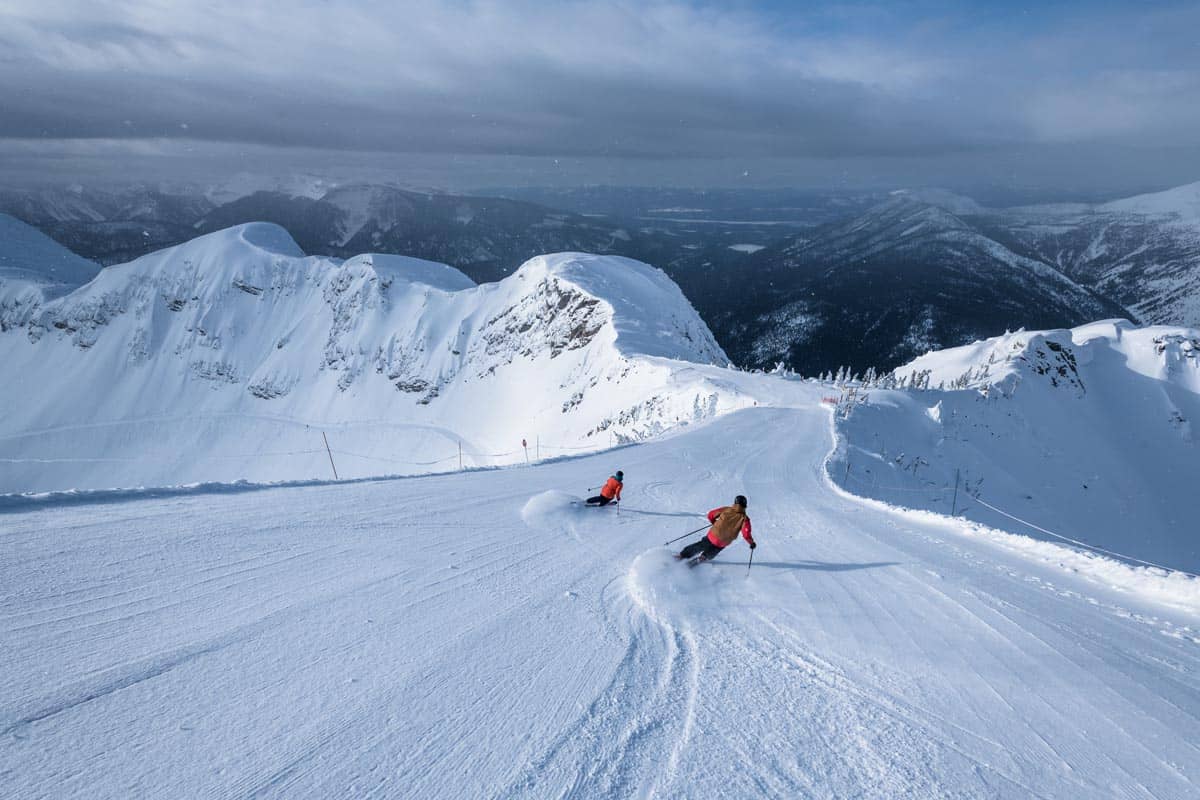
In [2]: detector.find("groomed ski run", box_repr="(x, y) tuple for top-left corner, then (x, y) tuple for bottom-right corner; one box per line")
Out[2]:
(3, 401), (1198, 799)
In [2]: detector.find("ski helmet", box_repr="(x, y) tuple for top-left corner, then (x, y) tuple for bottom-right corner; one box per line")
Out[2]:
(616, 470), (624, 480)
(735, 494), (748, 508)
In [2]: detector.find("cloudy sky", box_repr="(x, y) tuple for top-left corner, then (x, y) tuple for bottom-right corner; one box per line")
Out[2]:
(1, 0), (1197, 197)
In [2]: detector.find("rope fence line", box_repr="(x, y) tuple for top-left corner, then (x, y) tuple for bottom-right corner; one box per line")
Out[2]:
(329, 449), (460, 466)
(840, 458), (1199, 580)
(971, 496), (1200, 579)
(0, 448), (330, 464)
(1, 431), (621, 474)
(2, 445), (603, 466)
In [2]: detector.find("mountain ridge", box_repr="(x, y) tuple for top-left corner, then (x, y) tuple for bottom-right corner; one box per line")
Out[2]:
(0, 224), (746, 493)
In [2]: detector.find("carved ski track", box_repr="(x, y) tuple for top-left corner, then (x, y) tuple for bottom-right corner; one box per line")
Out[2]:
(5, 403), (1200, 798)
(503, 579), (698, 799)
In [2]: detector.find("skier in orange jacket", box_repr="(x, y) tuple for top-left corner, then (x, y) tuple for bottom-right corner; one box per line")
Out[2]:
(585, 471), (623, 506)
(677, 495), (755, 563)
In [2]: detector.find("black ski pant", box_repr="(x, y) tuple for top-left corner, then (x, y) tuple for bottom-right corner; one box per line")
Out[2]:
(680, 536), (725, 561)
(586, 495), (613, 506)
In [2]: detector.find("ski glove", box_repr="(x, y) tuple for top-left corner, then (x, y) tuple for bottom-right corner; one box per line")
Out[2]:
(749, 541), (757, 550)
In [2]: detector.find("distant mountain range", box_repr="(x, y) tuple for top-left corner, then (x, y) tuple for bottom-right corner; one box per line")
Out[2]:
(2, 180), (1198, 373)
(690, 193), (1129, 374)
(194, 184), (659, 283)
(979, 184), (1200, 327)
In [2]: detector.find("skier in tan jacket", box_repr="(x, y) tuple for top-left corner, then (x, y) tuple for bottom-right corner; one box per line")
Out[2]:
(677, 495), (756, 564)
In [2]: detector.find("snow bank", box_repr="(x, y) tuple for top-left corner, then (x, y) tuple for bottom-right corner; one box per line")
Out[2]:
(825, 477), (1200, 616)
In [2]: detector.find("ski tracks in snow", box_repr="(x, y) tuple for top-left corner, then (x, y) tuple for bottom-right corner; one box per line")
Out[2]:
(503, 569), (699, 799)
(4, 404), (1200, 798)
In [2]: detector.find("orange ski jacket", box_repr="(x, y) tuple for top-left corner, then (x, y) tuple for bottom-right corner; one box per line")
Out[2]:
(600, 476), (623, 500)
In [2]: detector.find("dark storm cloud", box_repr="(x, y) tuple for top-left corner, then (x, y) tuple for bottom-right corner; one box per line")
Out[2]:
(1, 1), (1198, 191)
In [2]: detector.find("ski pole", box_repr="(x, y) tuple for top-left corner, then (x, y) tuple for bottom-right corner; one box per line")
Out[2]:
(747, 547), (755, 574)
(665, 524), (710, 547)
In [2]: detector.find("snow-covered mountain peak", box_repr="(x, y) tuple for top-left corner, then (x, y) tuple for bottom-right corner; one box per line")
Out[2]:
(896, 318), (1200, 399)
(232, 221), (308, 257)
(510, 252), (727, 364)
(102, 222), (308, 285)
(1099, 180), (1200, 220)
(889, 188), (986, 216)
(0, 229), (750, 492)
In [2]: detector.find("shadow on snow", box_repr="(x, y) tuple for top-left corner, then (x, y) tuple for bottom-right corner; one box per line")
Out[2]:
(713, 559), (900, 572)
(618, 508), (706, 520)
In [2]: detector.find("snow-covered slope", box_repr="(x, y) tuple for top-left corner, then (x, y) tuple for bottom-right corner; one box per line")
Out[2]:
(1100, 180), (1200, 220)
(0, 214), (100, 330)
(4, 402), (1199, 799)
(0, 225), (747, 493)
(831, 319), (1200, 573)
(321, 184), (420, 247)
(889, 187), (986, 216)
